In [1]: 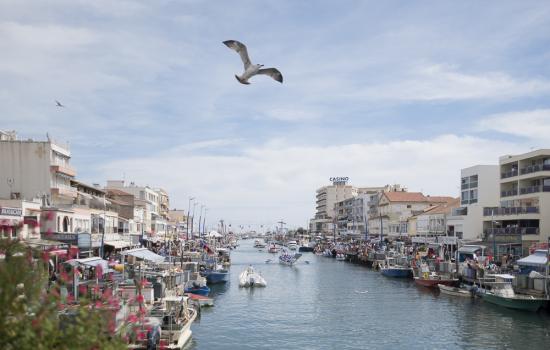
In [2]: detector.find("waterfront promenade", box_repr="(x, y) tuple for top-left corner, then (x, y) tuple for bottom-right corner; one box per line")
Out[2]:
(190, 240), (550, 350)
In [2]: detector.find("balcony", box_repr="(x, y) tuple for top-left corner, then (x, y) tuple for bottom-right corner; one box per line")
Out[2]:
(51, 186), (77, 198)
(519, 185), (550, 195)
(501, 189), (518, 197)
(520, 164), (550, 176)
(483, 207), (539, 216)
(484, 227), (539, 235)
(50, 165), (76, 177)
(501, 169), (518, 179)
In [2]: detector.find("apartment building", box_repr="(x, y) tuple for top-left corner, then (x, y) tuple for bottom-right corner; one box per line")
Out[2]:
(483, 149), (550, 256)
(445, 165), (500, 241)
(309, 181), (357, 235)
(0, 132), (76, 206)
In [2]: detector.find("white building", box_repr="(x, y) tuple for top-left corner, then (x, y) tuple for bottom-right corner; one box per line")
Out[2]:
(310, 180), (357, 235)
(0, 132), (76, 206)
(446, 165), (500, 241)
(482, 149), (550, 256)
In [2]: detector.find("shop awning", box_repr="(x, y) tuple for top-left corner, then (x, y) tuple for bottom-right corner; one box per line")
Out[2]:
(104, 240), (132, 249)
(517, 250), (548, 267)
(122, 248), (165, 263)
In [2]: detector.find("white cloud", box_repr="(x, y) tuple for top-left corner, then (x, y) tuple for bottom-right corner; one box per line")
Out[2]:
(355, 64), (550, 102)
(96, 134), (525, 229)
(477, 109), (550, 142)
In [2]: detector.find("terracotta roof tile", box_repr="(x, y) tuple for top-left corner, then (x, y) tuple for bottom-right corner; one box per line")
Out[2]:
(383, 192), (427, 202)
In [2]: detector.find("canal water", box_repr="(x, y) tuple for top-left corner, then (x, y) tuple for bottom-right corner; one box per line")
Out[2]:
(189, 240), (550, 350)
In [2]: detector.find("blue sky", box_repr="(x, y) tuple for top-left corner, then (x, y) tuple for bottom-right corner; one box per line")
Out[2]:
(2, 1), (550, 229)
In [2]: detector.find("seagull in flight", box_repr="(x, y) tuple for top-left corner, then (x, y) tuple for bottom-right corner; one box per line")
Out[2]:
(55, 100), (65, 108)
(223, 40), (283, 85)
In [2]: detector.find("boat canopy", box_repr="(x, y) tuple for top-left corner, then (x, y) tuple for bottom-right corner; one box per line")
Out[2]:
(66, 257), (109, 271)
(104, 240), (132, 249)
(122, 248), (165, 263)
(458, 245), (486, 254)
(517, 250), (548, 267)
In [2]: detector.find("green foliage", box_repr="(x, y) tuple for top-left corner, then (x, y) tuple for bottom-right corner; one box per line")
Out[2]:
(0, 240), (126, 350)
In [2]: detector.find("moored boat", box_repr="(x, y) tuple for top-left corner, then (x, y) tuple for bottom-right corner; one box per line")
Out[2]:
(380, 257), (413, 278)
(480, 274), (547, 312)
(381, 266), (413, 278)
(414, 276), (458, 288)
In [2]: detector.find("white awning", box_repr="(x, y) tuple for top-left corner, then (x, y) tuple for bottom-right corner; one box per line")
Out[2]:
(66, 257), (109, 271)
(122, 248), (165, 263)
(104, 240), (132, 249)
(517, 250), (548, 267)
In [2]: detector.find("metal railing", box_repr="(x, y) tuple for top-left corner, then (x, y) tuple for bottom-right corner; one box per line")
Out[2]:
(501, 189), (518, 197)
(484, 227), (539, 235)
(501, 169), (518, 179)
(520, 163), (550, 175)
(483, 206), (539, 216)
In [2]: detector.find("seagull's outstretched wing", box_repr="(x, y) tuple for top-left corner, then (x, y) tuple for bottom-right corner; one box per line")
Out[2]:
(55, 100), (65, 107)
(257, 68), (283, 83)
(223, 40), (251, 69)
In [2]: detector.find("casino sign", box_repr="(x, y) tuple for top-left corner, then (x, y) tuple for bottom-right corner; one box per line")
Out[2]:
(330, 177), (349, 186)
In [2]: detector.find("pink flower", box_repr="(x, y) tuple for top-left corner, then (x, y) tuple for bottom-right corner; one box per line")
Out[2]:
(127, 314), (138, 323)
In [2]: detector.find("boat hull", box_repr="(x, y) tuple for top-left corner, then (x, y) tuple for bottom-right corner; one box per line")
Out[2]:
(203, 270), (230, 284)
(482, 293), (547, 312)
(298, 246), (314, 252)
(414, 277), (458, 288)
(381, 267), (413, 278)
(184, 286), (210, 296)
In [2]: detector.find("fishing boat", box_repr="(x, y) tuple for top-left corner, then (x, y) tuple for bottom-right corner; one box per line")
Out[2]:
(480, 274), (547, 312)
(200, 264), (230, 284)
(253, 239), (266, 248)
(268, 243), (279, 254)
(188, 293), (214, 307)
(438, 284), (473, 297)
(287, 240), (298, 250)
(279, 249), (302, 266)
(184, 276), (210, 296)
(128, 296), (197, 349)
(239, 265), (267, 287)
(380, 257), (413, 278)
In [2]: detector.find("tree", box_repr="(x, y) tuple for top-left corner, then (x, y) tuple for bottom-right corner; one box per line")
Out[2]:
(0, 239), (126, 350)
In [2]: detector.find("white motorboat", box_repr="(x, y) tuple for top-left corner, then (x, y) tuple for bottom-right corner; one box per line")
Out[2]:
(287, 240), (298, 250)
(239, 266), (267, 287)
(254, 239), (266, 248)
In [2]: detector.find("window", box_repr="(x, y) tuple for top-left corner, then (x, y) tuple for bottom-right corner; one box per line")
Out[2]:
(407, 204), (411, 209)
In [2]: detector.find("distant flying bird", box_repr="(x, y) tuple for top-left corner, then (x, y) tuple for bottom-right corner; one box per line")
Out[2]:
(55, 100), (65, 108)
(223, 40), (283, 85)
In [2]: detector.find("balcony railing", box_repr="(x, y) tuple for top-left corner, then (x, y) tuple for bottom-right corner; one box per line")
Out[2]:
(520, 164), (550, 175)
(484, 227), (539, 235)
(518, 185), (550, 194)
(501, 169), (518, 179)
(483, 206), (539, 216)
(501, 189), (518, 197)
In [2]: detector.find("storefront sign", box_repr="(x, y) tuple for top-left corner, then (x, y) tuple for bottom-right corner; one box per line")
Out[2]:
(0, 207), (22, 217)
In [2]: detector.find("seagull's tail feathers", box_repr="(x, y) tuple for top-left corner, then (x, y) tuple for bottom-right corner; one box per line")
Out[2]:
(235, 75), (250, 85)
